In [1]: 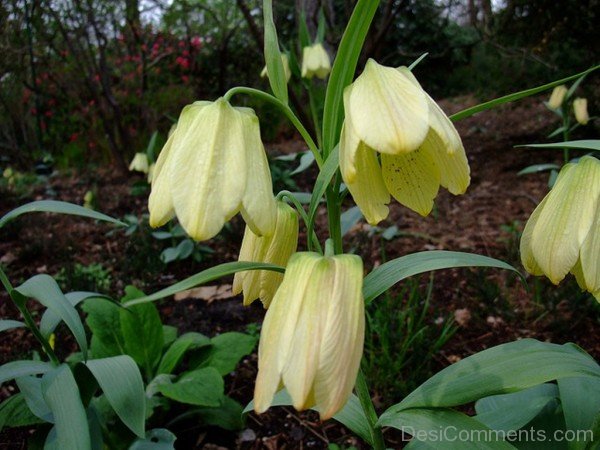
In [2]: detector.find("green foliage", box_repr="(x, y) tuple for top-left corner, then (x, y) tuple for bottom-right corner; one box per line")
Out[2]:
(362, 278), (456, 404)
(56, 263), (112, 293)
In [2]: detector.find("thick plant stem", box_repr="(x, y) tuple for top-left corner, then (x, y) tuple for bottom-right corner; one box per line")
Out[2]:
(355, 368), (386, 450)
(223, 86), (323, 168)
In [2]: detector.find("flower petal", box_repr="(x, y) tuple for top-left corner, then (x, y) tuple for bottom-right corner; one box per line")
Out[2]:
(313, 255), (364, 420)
(531, 157), (600, 283)
(340, 137), (390, 225)
(254, 252), (323, 414)
(520, 196), (548, 276)
(232, 225), (265, 305)
(578, 200), (600, 298)
(170, 99), (246, 241)
(148, 131), (176, 227)
(346, 59), (429, 155)
(239, 108), (277, 237)
(259, 202), (299, 308)
(381, 145), (441, 216)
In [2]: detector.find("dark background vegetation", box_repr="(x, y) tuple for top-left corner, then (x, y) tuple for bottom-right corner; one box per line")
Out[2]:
(1, 0), (598, 171)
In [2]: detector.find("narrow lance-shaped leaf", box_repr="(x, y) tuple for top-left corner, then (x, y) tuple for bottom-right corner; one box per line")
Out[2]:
(308, 146), (339, 232)
(517, 140), (600, 152)
(322, 0), (379, 155)
(15, 275), (88, 359)
(450, 65), (599, 122)
(0, 361), (52, 385)
(363, 250), (523, 304)
(0, 200), (126, 229)
(85, 356), (146, 438)
(379, 340), (600, 417)
(41, 365), (91, 450)
(123, 261), (284, 307)
(263, 0), (288, 103)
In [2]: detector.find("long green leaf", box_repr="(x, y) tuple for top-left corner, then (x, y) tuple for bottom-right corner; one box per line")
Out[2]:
(15, 275), (88, 359)
(0, 319), (25, 333)
(15, 376), (54, 422)
(156, 367), (224, 407)
(307, 146), (339, 232)
(40, 291), (108, 338)
(379, 408), (517, 449)
(517, 163), (561, 176)
(557, 376), (600, 450)
(474, 384), (558, 432)
(363, 251), (523, 304)
(0, 361), (51, 385)
(120, 287), (163, 378)
(0, 200), (126, 229)
(85, 356), (146, 438)
(42, 365), (91, 450)
(517, 140), (600, 151)
(380, 340), (600, 417)
(263, 0), (287, 103)
(157, 332), (210, 375)
(122, 261), (284, 307)
(449, 65), (600, 122)
(321, 0), (379, 154)
(0, 393), (44, 432)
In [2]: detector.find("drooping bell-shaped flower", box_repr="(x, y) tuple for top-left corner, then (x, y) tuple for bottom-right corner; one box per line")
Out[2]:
(149, 98), (277, 241)
(129, 152), (149, 173)
(261, 54), (292, 83)
(254, 252), (364, 420)
(340, 59), (470, 223)
(301, 43), (331, 79)
(547, 85), (568, 110)
(233, 201), (298, 308)
(573, 98), (589, 125)
(520, 156), (600, 301)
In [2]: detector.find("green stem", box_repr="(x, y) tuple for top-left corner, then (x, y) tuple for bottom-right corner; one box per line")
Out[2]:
(223, 87), (323, 168)
(325, 174), (343, 254)
(277, 190), (322, 253)
(0, 265), (59, 365)
(355, 368), (386, 450)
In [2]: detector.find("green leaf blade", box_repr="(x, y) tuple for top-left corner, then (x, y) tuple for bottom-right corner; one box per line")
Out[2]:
(85, 355), (146, 438)
(0, 200), (126, 229)
(15, 275), (88, 358)
(363, 250), (523, 304)
(41, 365), (91, 450)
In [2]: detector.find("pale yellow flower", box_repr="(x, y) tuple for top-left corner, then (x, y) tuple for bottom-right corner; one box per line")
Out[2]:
(261, 54), (292, 83)
(573, 98), (589, 125)
(147, 163), (156, 183)
(129, 152), (149, 173)
(548, 85), (568, 109)
(254, 252), (364, 420)
(148, 98), (277, 241)
(233, 201), (298, 308)
(340, 59), (470, 222)
(520, 156), (600, 301)
(301, 43), (331, 79)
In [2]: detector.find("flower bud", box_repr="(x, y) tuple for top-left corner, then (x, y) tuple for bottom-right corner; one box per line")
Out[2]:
(340, 59), (470, 222)
(548, 85), (568, 109)
(233, 201), (299, 308)
(301, 43), (331, 79)
(261, 54), (292, 83)
(149, 98), (277, 241)
(129, 152), (149, 173)
(520, 156), (600, 301)
(254, 252), (365, 420)
(573, 97), (589, 125)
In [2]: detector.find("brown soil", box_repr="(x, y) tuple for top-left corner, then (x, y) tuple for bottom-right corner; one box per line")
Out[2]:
(0, 94), (599, 449)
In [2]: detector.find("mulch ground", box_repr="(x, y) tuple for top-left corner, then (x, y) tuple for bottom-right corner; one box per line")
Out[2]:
(0, 94), (599, 449)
